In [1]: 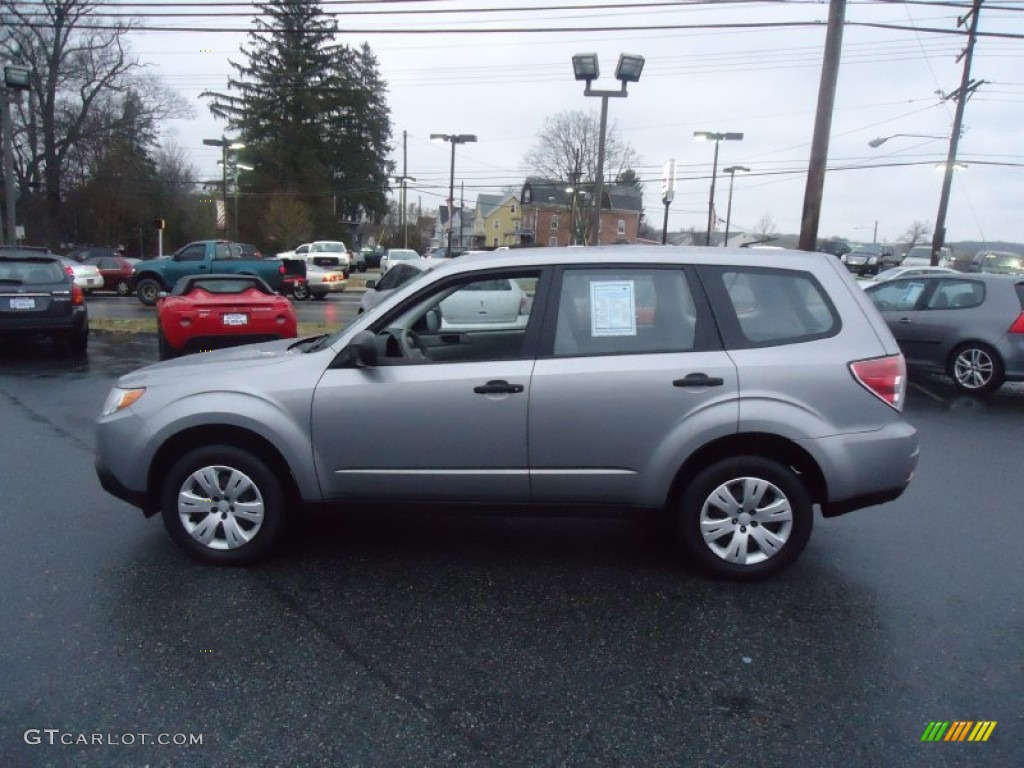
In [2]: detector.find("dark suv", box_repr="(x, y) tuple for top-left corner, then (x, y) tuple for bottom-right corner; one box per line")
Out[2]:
(0, 249), (89, 354)
(842, 244), (899, 276)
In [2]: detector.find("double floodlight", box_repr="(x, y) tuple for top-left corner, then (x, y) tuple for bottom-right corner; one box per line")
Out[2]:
(430, 133), (477, 145)
(571, 53), (645, 85)
(694, 131), (744, 142)
(4, 65), (31, 90)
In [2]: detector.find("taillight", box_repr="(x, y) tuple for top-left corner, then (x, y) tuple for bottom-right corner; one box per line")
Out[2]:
(1009, 312), (1024, 334)
(71, 283), (84, 305)
(849, 354), (906, 411)
(279, 264), (286, 275)
(64, 266), (74, 276)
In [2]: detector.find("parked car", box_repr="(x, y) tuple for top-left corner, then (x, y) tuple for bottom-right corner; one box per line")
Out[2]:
(83, 254), (137, 296)
(862, 265), (956, 286)
(379, 248), (421, 275)
(349, 249), (367, 273)
(358, 261), (434, 315)
(291, 263), (348, 301)
(156, 274), (298, 360)
(58, 255), (104, 293)
(841, 244), (899, 276)
(359, 246), (385, 270)
(900, 245), (953, 269)
(966, 250), (1024, 276)
(96, 247), (918, 580)
(864, 273), (1024, 394)
(66, 245), (119, 263)
(0, 249), (88, 354)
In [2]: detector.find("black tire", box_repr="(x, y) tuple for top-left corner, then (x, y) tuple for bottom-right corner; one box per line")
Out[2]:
(948, 343), (1004, 395)
(357, 264), (367, 273)
(136, 277), (162, 306)
(160, 445), (287, 565)
(675, 456), (813, 581)
(114, 279), (131, 297)
(292, 281), (311, 301)
(157, 328), (177, 361)
(67, 330), (88, 356)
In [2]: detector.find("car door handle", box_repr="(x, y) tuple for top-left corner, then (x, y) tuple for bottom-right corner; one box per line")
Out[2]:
(673, 373), (724, 388)
(898, 317), (912, 324)
(474, 380), (524, 395)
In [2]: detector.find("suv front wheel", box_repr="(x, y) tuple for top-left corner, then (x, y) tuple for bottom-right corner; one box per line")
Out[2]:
(676, 456), (813, 581)
(160, 445), (287, 565)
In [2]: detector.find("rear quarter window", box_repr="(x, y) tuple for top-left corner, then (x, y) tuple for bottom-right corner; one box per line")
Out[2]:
(704, 267), (840, 348)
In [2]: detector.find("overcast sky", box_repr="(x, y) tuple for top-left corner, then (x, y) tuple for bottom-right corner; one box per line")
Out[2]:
(124, 0), (1024, 245)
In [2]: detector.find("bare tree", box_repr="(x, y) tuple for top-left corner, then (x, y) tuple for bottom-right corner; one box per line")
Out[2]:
(898, 220), (932, 249)
(753, 214), (778, 241)
(523, 110), (639, 184)
(0, 0), (191, 244)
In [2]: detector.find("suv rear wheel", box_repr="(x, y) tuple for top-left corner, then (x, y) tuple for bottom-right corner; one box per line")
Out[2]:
(676, 456), (813, 581)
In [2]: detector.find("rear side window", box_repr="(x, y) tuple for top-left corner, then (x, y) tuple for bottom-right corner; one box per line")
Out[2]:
(706, 267), (839, 347)
(867, 280), (927, 312)
(925, 279), (984, 310)
(552, 268), (700, 356)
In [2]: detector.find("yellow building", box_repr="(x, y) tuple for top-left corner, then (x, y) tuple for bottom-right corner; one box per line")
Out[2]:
(471, 193), (522, 248)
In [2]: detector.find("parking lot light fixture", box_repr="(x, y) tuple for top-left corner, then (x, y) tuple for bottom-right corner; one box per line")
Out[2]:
(694, 131), (744, 246)
(430, 133), (478, 258)
(571, 52), (644, 246)
(868, 134), (947, 148)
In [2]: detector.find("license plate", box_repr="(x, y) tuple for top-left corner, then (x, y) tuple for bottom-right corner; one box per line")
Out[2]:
(10, 297), (35, 310)
(223, 313), (248, 326)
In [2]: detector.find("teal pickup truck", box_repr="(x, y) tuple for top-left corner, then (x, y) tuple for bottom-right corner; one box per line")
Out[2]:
(132, 240), (306, 306)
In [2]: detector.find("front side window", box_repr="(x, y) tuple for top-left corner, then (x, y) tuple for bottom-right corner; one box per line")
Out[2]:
(868, 279), (927, 312)
(552, 268), (699, 357)
(176, 244), (206, 262)
(710, 268), (839, 347)
(370, 270), (542, 364)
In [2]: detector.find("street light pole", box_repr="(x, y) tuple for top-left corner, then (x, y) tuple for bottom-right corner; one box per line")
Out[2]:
(571, 53), (644, 247)
(430, 133), (477, 258)
(203, 136), (245, 239)
(3, 65), (31, 245)
(694, 131), (743, 246)
(722, 165), (749, 247)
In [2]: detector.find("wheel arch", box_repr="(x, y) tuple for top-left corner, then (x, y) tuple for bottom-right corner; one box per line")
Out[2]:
(145, 425), (302, 515)
(667, 432), (828, 509)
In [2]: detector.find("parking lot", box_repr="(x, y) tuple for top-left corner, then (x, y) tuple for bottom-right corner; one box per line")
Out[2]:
(0, 332), (1021, 767)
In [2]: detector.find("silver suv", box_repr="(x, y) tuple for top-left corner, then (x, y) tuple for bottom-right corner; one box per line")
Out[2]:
(95, 247), (918, 580)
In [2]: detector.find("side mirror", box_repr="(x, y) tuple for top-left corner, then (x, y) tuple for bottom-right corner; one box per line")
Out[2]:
(349, 330), (378, 367)
(425, 307), (441, 332)
(366, 279), (377, 290)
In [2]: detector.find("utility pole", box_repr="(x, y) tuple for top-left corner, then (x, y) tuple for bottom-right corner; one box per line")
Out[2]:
(798, 0), (846, 252)
(930, 0), (984, 266)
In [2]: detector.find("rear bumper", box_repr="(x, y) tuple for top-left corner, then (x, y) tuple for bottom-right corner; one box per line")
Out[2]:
(0, 307), (87, 336)
(798, 420), (919, 516)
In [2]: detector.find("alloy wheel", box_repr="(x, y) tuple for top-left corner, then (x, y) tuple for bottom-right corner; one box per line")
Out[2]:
(177, 465), (265, 551)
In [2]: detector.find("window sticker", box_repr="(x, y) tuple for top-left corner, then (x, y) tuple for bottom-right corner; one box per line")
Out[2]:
(590, 280), (637, 337)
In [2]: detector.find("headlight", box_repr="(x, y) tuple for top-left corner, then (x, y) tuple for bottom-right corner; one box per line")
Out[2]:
(101, 387), (146, 416)
(868, 256), (878, 264)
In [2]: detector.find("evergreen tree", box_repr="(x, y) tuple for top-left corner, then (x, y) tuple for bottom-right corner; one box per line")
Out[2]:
(203, 0), (393, 244)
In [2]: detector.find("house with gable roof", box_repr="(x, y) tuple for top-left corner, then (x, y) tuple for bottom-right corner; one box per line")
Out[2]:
(471, 193), (522, 248)
(519, 177), (643, 247)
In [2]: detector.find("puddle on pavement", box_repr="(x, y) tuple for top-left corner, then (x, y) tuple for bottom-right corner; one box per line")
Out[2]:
(0, 331), (157, 378)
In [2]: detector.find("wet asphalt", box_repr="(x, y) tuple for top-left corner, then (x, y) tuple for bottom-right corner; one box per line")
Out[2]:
(0, 333), (1021, 767)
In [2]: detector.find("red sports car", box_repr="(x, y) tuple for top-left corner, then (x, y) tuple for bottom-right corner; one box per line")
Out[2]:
(157, 274), (298, 360)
